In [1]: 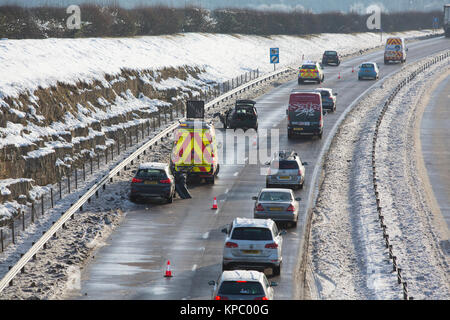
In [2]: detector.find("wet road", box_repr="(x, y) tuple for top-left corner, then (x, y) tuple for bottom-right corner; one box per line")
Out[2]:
(420, 72), (450, 228)
(72, 36), (450, 300)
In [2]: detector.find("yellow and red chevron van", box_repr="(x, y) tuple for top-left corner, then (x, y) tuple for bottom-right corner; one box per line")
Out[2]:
(171, 119), (219, 184)
(384, 37), (407, 64)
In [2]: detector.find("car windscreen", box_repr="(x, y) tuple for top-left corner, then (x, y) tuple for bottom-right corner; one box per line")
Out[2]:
(301, 65), (316, 69)
(218, 281), (265, 295)
(324, 51), (337, 56)
(137, 169), (167, 180)
(361, 64), (374, 69)
(259, 192), (292, 201)
(231, 227), (273, 240)
(271, 160), (299, 170)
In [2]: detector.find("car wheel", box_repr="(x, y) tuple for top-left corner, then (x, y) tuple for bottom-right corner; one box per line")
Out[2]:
(287, 130), (293, 139)
(292, 220), (298, 228)
(299, 182), (304, 190)
(207, 176), (215, 184)
(318, 132), (323, 139)
(273, 263), (281, 276)
(166, 194), (173, 204)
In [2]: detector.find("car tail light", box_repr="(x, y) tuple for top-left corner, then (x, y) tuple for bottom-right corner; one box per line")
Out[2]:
(225, 241), (238, 248)
(131, 178), (143, 183)
(254, 296), (268, 300)
(287, 204), (295, 212)
(255, 204), (264, 212)
(267, 167), (271, 175)
(265, 243), (278, 249)
(159, 179), (171, 184)
(298, 169), (302, 176)
(215, 295), (229, 300)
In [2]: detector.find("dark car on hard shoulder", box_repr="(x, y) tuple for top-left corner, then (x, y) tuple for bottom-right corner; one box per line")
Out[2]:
(215, 100), (258, 131)
(129, 162), (175, 203)
(322, 50), (341, 66)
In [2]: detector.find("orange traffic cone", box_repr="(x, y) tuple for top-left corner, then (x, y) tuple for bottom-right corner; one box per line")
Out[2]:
(212, 197), (218, 210)
(164, 260), (173, 277)
(352, 66), (355, 73)
(338, 72), (341, 80)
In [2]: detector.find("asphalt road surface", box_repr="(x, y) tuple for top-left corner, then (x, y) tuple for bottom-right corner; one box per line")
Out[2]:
(420, 72), (450, 228)
(72, 36), (450, 300)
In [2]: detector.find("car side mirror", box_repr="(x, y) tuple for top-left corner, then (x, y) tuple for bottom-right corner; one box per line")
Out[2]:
(295, 197), (301, 201)
(208, 280), (216, 286)
(270, 281), (278, 287)
(221, 227), (228, 234)
(303, 162), (308, 165)
(279, 230), (287, 236)
(265, 161), (271, 166)
(406, 48), (408, 52)
(322, 110), (327, 116)
(252, 196), (258, 200)
(286, 109), (288, 115)
(334, 93), (338, 96)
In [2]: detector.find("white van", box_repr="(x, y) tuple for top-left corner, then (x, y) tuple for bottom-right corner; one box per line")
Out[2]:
(384, 37), (407, 64)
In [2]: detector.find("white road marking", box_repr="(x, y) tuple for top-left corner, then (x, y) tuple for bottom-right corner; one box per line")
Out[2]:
(192, 264), (197, 271)
(233, 172), (239, 176)
(224, 188), (230, 194)
(202, 232), (209, 239)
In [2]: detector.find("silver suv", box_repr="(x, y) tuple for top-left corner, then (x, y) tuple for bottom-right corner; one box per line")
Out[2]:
(266, 150), (307, 190)
(221, 218), (286, 276)
(208, 270), (277, 300)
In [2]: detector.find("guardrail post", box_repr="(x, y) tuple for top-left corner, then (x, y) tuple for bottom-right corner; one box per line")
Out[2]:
(11, 220), (14, 245)
(21, 209), (25, 231)
(75, 169), (78, 189)
(50, 188), (54, 208)
(41, 195), (44, 216)
(31, 203), (35, 223)
(1, 229), (3, 252)
(68, 173), (71, 193)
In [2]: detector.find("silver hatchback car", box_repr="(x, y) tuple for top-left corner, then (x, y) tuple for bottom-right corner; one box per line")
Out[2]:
(266, 150), (307, 190)
(208, 270), (277, 300)
(252, 188), (301, 227)
(221, 218), (286, 276)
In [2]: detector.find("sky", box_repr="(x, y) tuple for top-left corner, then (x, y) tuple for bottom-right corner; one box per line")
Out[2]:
(0, 0), (446, 12)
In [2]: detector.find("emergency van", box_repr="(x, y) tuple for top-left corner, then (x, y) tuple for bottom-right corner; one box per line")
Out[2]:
(384, 37), (407, 64)
(171, 119), (219, 184)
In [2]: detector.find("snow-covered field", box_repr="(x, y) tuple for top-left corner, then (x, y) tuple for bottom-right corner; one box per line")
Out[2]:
(0, 30), (433, 99)
(309, 51), (450, 300)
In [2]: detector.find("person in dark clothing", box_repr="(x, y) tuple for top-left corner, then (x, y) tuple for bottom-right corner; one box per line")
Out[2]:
(174, 171), (192, 199)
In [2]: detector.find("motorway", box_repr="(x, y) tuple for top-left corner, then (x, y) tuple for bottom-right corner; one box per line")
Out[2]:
(72, 36), (450, 300)
(420, 72), (450, 228)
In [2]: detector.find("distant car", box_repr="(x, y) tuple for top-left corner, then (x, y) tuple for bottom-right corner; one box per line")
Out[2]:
(215, 100), (258, 131)
(266, 150), (307, 190)
(208, 270), (277, 300)
(221, 218), (286, 275)
(252, 188), (301, 227)
(129, 162), (175, 203)
(358, 62), (379, 80)
(322, 50), (341, 66)
(315, 88), (337, 112)
(298, 61), (325, 84)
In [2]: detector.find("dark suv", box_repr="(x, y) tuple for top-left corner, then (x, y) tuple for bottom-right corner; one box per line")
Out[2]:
(129, 162), (175, 203)
(215, 100), (258, 131)
(322, 50), (341, 66)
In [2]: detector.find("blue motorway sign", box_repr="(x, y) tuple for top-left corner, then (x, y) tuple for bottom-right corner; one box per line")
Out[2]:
(270, 48), (279, 64)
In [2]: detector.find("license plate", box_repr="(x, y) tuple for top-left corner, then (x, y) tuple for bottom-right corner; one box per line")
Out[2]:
(280, 176), (290, 180)
(269, 207), (283, 211)
(294, 128), (303, 131)
(365, 70), (370, 73)
(144, 181), (157, 185)
(242, 250), (260, 254)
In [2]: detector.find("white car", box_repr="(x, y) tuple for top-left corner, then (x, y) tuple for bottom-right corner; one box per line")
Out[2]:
(208, 270), (277, 300)
(221, 218), (286, 275)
